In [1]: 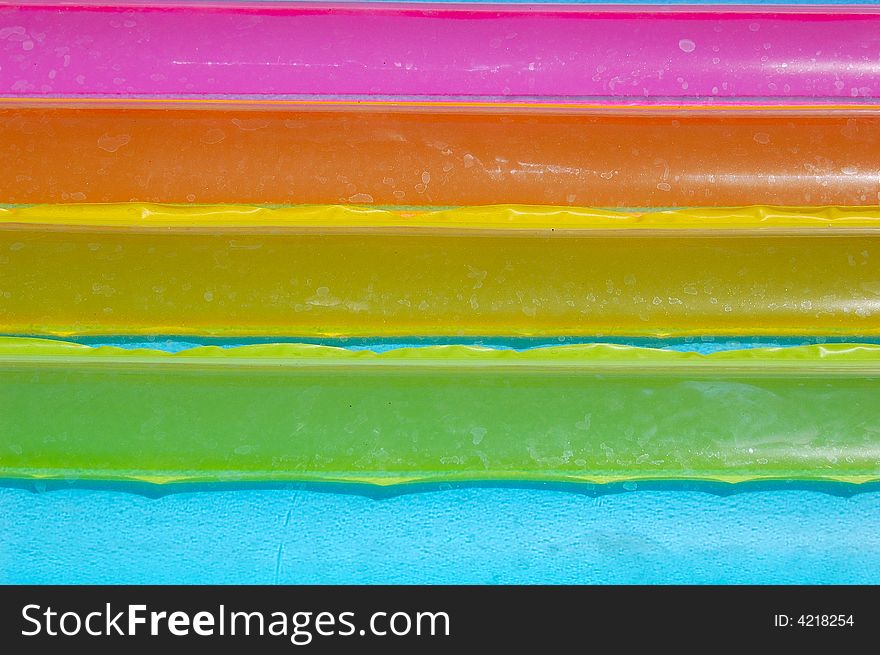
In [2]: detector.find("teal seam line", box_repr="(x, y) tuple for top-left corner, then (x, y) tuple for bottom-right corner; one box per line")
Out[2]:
(3, 477), (880, 500)
(5, 334), (880, 354)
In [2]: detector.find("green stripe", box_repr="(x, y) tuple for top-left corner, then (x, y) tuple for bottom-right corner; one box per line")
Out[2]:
(2, 339), (879, 485)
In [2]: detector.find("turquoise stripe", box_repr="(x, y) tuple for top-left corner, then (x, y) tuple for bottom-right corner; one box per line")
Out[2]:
(3, 486), (879, 584)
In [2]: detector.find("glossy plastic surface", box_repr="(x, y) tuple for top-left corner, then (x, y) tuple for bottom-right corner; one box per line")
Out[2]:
(3, 103), (880, 207)
(4, 486), (880, 585)
(2, 5), (879, 100)
(2, 204), (880, 338)
(2, 338), (880, 485)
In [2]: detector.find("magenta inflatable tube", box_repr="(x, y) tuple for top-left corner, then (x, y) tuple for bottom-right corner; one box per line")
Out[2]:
(1, 4), (879, 101)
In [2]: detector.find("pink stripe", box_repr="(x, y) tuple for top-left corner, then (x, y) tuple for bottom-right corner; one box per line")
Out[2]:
(1, 5), (879, 99)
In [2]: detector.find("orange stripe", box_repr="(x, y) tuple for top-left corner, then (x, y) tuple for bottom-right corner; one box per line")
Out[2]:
(2, 104), (879, 207)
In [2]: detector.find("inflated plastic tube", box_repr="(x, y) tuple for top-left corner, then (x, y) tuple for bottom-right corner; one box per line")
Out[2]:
(2, 5), (879, 100)
(2, 338), (879, 485)
(3, 103), (880, 207)
(3, 203), (880, 338)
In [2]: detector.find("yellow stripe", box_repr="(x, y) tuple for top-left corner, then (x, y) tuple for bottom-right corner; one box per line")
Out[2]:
(3, 203), (880, 230)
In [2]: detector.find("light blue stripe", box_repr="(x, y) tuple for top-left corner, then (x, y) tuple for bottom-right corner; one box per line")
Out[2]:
(3, 486), (879, 584)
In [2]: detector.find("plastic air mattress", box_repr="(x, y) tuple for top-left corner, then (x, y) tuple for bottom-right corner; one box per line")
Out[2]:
(2, 204), (879, 338)
(2, 338), (879, 486)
